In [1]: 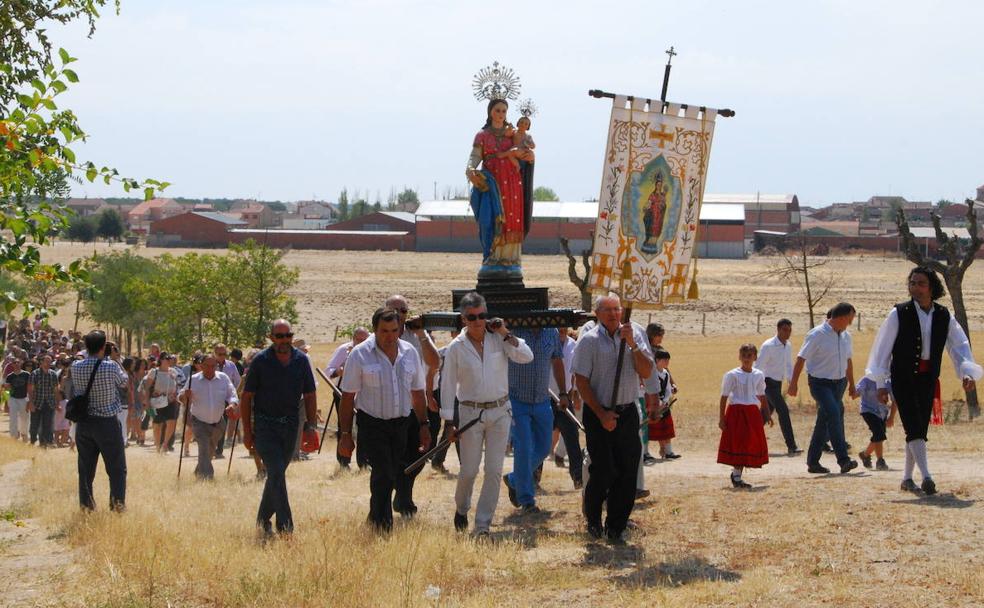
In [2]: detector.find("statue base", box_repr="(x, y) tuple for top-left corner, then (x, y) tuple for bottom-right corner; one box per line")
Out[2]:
(476, 263), (525, 290)
(418, 286), (592, 331)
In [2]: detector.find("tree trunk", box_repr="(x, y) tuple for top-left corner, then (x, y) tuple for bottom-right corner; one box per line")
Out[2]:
(945, 275), (980, 419)
(73, 291), (82, 332)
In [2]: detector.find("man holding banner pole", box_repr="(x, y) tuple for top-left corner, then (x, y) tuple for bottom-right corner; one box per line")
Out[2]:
(573, 294), (653, 542)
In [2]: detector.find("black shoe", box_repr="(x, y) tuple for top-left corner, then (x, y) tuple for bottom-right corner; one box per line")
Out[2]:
(839, 459), (859, 474)
(431, 462), (450, 475)
(586, 523), (604, 539)
(635, 489), (650, 499)
(665, 452), (682, 460)
(900, 479), (919, 493)
(606, 530), (626, 545)
(503, 475), (519, 507)
(921, 478), (937, 495)
(788, 447), (803, 456)
(858, 451), (872, 469)
(643, 454), (658, 466)
(807, 464), (830, 474)
(875, 458), (889, 471)
(519, 504), (541, 514)
(453, 511), (468, 532)
(555, 455), (566, 468)
(214, 453), (225, 460)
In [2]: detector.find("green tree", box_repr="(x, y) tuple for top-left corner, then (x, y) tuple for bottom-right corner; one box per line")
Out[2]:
(1, 2), (166, 316)
(84, 250), (159, 352)
(352, 198), (368, 218)
(23, 277), (72, 316)
(533, 186), (560, 201)
(96, 208), (125, 241)
(228, 240), (298, 346)
(396, 187), (419, 210)
(64, 214), (96, 242)
(337, 188), (349, 221)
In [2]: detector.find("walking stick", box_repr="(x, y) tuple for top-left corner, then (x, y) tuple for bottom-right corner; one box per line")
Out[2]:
(404, 409), (483, 476)
(640, 397), (677, 430)
(177, 369), (193, 479)
(227, 375), (246, 475)
(315, 367), (341, 454)
(549, 389), (585, 433)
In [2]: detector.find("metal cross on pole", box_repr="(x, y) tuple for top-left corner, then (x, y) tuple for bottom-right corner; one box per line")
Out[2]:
(660, 45), (677, 109)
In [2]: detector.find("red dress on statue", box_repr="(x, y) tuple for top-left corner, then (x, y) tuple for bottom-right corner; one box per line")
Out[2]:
(474, 129), (525, 247)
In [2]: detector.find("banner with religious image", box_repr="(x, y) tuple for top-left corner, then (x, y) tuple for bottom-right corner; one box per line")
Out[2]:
(590, 95), (718, 306)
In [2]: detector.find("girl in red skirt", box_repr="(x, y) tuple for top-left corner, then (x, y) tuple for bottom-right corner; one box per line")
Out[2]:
(718, 344), (773, 488)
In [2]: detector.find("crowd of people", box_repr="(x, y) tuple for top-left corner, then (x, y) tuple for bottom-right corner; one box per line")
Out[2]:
(2, 266), (979, 543)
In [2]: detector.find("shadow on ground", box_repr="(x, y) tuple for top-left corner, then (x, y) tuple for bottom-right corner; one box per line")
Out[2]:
(612, 555), (742, 588)
(889, 493), (975, 509)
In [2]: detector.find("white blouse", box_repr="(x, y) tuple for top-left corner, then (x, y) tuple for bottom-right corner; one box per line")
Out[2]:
(721, 367), (766, 405)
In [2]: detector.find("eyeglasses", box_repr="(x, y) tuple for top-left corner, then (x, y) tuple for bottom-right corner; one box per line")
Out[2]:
(272, 332), (294, 339)
(464, 312), (489, 321)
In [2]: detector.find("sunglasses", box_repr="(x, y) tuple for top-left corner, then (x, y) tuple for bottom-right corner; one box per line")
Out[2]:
(464, 312), (489, 322)
(273, 332), (294, 339)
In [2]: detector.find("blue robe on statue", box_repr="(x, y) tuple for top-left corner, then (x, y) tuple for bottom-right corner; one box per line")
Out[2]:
(469, 169), (502, 262)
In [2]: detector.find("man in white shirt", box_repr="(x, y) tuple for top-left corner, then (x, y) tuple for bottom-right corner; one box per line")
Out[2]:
(866, 267), (982, 495)
(179, 354), (239, 480)
(338, 308), (431, 531)
(755, 319), (801, 455)
(323, 327), (370, 469)
(788, 303), (859, 475)
(440, 292), (533, 536)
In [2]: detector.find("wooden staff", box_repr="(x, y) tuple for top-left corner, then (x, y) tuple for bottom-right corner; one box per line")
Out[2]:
(403, 409), (484, 476)
(315, 367), (342, 454)
(227, 375), (246, 475)
(548, 389), (585, 433)
(177, 367), (193, 479)
(640, 397), (677, 430)
(609, 261), (634, 409)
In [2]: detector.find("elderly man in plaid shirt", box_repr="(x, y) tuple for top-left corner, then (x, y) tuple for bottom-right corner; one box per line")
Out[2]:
(70, 330), (129, 511)
(502, 326), (572, 513)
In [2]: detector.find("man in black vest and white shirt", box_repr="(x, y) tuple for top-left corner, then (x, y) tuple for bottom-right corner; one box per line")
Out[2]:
(866, 267), (981, 495)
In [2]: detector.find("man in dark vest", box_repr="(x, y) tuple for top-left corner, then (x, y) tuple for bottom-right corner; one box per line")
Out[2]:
(866, 267), (981, 495)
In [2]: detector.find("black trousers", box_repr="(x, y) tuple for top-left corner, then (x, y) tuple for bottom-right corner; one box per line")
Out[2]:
(76, 415), (127, 510)
(892, 373), (936, 442)
(396, 412), (433, 510)
(583, 404), (641, 537)
(553, 403), (583, 483)
(30, 405), (55, 445)
(764, 378), (798, 450)
(357, 411), (408, 529)
(254, 418), (298, 533)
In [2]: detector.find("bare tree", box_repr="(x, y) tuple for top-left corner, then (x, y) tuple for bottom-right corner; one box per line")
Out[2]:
(896, 199), (982, 418)
(559, 235), (593, 311)
(758, 233), (835, 328)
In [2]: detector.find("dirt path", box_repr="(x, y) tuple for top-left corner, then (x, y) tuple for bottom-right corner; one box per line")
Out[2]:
(0, 460), (77, 607)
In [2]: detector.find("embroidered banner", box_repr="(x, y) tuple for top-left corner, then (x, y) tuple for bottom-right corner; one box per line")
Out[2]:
(590, 96), (718, 306)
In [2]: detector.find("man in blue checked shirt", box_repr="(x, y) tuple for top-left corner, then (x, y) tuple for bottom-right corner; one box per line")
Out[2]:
(503, 326), (573, 513)
(71, 330), (129, 511)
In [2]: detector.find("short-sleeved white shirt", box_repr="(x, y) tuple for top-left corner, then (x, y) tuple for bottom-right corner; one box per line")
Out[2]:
(340, 335), (426, 420)
(721, 367), (766, 405)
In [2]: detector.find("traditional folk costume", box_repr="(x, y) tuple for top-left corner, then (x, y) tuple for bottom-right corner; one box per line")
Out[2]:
(866, 299), (982, 493)
(717, 367), (769, 486)
(644, 367), (676, 449)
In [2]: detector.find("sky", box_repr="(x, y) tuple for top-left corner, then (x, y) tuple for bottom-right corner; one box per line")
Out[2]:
(52, 0), (984, 206)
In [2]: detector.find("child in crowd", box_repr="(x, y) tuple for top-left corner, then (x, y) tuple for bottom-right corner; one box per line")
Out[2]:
(717, 344), (772, 488)
(645, 349), (679, 460)
(856, 375), (895, 471)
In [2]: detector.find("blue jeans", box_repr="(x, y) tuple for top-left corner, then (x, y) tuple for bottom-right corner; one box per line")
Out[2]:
(507, 397), (554, 506)
(254, 418), (299, 533)
(807, 377), (849, 465)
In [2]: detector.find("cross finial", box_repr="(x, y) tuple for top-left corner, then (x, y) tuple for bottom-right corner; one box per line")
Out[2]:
(665, 46), (677, 65)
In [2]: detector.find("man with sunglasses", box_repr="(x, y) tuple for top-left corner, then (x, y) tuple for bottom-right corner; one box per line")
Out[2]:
(385, 294), (440, 517)
(440, 292), (533, 536)
(241, 319), (318, 537)
(572, 294), (654, 543)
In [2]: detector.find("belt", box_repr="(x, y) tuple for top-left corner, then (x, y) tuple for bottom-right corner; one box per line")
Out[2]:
(604, 402), (636, 413)
(255, 412), (293, 425)
(460, 396), (508, 409)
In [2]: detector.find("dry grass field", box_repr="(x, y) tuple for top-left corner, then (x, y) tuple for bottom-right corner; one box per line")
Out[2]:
(0, 242), (981, 607)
